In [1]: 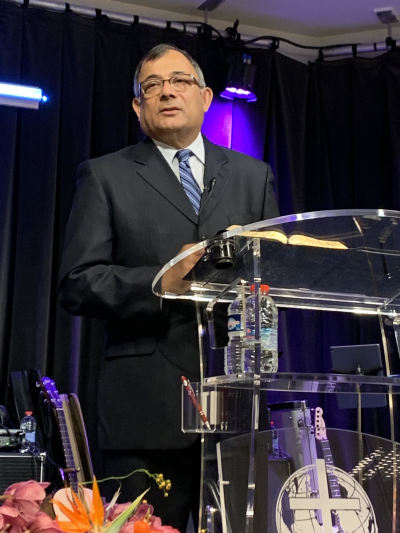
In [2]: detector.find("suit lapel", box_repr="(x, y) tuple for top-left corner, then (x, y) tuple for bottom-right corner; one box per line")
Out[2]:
(127, 137), (230, 224)
(200, 137), (230, 219)
(130, 138), (198, 223)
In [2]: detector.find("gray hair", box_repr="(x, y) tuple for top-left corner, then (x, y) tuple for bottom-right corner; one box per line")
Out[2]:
(133, 44), (206, 98)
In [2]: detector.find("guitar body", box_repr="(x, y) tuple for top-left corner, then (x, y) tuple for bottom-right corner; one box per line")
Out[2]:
(52, 486), (94, 521)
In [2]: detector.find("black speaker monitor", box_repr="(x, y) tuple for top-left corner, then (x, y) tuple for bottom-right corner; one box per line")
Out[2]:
(330, 343), (387, 408)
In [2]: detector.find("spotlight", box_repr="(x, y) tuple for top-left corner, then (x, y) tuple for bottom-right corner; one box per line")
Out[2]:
(0, 82), (48, 110)
(220, 54), (257, 102)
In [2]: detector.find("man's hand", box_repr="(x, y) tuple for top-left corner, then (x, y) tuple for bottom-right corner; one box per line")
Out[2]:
(161, 243), (204, 295)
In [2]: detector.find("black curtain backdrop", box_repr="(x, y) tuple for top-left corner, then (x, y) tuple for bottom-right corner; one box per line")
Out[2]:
(1, 0), (400, 473)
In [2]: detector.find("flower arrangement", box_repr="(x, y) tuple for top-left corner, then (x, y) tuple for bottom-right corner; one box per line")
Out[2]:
(0, 472), (180, 533)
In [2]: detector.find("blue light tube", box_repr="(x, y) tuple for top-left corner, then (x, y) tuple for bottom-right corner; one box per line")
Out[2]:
(0, 82), (47, 109)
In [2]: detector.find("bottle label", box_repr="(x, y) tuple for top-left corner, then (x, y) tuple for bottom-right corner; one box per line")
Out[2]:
(227, 314), (242, 332)
(261, 328), (278, 348)
(25, 432), (35, 443)
(245, 325), (255, 341)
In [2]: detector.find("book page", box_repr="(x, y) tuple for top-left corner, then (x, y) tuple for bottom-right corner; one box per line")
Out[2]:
(227, 225), (347, 249)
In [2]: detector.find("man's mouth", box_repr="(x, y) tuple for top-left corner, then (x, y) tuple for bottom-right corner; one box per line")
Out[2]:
(160, 107), (180, 113)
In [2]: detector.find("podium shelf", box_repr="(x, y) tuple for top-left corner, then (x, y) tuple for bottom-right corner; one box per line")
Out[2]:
(200, 371), (400, 394)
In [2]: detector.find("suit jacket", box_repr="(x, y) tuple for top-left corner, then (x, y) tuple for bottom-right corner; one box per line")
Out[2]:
(59, 136), (279, 450)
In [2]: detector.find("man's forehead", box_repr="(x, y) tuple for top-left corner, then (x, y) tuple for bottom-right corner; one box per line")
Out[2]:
(141, 70), (189, 82)
(140, 51), (194, 76)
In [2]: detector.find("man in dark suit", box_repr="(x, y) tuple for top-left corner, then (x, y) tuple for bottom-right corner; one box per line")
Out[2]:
(59, 43), (279, 532)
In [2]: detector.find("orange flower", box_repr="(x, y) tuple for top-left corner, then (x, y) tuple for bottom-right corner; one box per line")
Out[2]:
(53, 477), (103, 533)
(133, 521), (152, 533)
(90, 475), (104, 527)
(132, 520), (181, 533)
(52, 479), (150, 533)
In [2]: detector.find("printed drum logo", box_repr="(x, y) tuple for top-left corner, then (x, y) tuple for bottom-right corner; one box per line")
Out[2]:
(275, 459), (377, 532)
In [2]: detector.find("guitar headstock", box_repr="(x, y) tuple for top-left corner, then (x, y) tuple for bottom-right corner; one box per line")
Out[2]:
(314, 406), (327, 441)
(40, 376), (62, 409)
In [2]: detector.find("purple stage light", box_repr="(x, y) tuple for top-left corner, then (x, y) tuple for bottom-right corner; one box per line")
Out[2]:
(220, 86), (257, 102)
(220, 53), (258, 103)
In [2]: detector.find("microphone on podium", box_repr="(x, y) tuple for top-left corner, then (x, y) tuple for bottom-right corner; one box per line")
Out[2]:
(207, 228), (236, 269)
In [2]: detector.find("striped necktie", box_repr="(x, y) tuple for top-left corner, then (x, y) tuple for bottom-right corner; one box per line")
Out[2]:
(176, 149), (202, 214)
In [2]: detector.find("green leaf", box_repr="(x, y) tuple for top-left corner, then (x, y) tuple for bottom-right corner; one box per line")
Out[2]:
(104, 488), (149, 533)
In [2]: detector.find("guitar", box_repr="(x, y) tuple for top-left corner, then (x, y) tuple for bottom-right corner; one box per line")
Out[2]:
(39, 377), (93, 519)
(314, 406), (344, 533)
(60, 392), (94, 484)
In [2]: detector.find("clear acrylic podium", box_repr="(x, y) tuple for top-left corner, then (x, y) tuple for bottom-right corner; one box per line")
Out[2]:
(153, 209), (400, 533)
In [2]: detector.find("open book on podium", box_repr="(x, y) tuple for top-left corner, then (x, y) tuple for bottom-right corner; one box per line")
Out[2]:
(228, 225), (348, 250)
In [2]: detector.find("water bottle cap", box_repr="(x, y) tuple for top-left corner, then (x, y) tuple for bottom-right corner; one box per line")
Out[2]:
(24, 411), (33, 416)
(250, 284), (270, 293)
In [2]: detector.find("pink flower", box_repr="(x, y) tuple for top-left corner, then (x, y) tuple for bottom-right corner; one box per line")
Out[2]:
(150, 516), (163, 528)
(109, 502), (157, 533)
(4, 480), (50, 523)
(132, 502), (155, 522)
(0, 503), (19, 519)
(0, 502), (27, 533)
(30, 511), (64, 533)
(118, 521), (134, 533)
(106, 501), (132, 521)
(106, 502), (140, 533)
(108, 501), (155, 523)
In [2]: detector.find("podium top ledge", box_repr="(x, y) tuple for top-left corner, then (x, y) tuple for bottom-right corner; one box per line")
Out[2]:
(152, 209), (400, 316)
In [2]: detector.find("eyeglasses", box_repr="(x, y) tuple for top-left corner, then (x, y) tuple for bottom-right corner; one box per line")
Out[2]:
(139, 73), (200, 97)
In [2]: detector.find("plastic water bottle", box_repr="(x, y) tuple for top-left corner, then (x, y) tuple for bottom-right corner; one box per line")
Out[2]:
(20, 411), (36, 452)
(260, 285), (279, 372)
(224, 290), (244, 374)
(243, 284), (279, 373)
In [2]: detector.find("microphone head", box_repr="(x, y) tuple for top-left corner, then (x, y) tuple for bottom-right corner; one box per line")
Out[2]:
(207, 235), (235, 269)
(207, 177), (216, 192)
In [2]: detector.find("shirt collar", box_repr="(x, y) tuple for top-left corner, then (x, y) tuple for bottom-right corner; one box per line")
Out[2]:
(153, 133), (205, 166)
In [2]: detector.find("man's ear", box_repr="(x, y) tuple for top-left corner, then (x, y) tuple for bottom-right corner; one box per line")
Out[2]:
(132, 98), (141, 120)
(202, 87), (213, 112)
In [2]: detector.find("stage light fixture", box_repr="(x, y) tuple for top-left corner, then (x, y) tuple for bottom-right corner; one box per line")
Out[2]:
(220, 53), (257, 102)
(0, 82), (48, 110)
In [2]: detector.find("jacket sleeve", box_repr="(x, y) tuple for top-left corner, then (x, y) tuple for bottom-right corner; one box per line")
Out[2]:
(58, 161), (162, 321)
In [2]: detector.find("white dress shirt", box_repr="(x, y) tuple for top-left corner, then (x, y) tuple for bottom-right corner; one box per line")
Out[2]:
(153, 133), (205, 191)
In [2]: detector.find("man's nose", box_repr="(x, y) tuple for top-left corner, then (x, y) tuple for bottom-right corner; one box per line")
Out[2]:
(160, 79), (176, 97)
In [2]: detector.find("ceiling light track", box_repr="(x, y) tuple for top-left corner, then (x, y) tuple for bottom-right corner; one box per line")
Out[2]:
(5, 0), (399, 61)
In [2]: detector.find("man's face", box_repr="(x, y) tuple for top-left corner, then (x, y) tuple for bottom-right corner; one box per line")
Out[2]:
(132, 50), (213, 148)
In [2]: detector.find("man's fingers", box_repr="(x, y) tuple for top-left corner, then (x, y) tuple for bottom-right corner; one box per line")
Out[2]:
(161, 242), (204, 294)
(180, 243), (204, 263)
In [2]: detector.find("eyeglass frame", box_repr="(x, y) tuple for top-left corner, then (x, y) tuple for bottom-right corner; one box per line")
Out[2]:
(138, 73), (203, 98)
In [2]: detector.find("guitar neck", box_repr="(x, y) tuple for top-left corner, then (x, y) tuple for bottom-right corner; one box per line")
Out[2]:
(55, 406), (79, 492)
(320, 439), (341, 498)
(61, 393), (94, 483)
